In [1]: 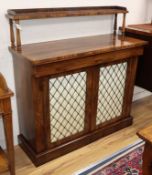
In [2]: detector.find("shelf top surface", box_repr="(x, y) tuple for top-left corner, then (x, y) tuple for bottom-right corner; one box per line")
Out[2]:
(7, 6), (128, 20)
(126, 23), (152, 37)
(10, 34), (147, 65)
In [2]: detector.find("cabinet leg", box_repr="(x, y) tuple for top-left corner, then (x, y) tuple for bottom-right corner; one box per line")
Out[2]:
(2, 114), (15, 175)
(142, 143), (152, 175)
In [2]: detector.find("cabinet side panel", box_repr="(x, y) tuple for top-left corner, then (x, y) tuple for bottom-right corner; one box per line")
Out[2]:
(12, 53), (36, 149)
(125, 32), (152, 92)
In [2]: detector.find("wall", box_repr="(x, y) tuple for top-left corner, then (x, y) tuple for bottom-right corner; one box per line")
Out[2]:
(0, 0), (149, 146)
(147, 0), (152, 22)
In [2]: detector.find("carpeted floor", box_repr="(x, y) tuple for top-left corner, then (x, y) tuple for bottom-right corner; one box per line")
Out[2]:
(75, 140), (144, 175)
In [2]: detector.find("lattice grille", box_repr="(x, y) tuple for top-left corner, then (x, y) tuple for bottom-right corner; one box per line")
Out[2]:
(49, 72), (86, 143)
(96, 62), (127, 125)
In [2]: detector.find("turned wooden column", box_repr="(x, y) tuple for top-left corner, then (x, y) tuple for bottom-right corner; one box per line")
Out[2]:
(0, 73), (15, 175)
(137, 125), (152, 175)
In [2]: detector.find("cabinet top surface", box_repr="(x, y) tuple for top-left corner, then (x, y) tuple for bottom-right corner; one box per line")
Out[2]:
(126, 23), (152, 37)
(10, 34), (147, 65)
(138, 125), (152, 144)
(7, 6), (127, 20)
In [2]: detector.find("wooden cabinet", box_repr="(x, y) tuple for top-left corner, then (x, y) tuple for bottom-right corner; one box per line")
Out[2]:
(7, 6), (147, 166)
(0, 73), (15, 175)
(137, 125), (152, 175)
(124, 24), (152, 92)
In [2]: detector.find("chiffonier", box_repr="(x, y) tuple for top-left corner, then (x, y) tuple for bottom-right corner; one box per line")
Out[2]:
(6, 6), (147, 165)
(124, 24), (152, 92)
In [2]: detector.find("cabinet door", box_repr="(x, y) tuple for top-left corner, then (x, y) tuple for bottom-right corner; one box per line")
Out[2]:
(96, 61), (128, 127)
(48, 71), (88, 145)
(43, 58), (137, 148)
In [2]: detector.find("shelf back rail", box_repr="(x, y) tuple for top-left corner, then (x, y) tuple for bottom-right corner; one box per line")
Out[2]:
(6, 6), (128, 51)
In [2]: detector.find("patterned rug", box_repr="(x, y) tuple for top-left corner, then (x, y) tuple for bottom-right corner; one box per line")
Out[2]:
(75, 140), (144, 175)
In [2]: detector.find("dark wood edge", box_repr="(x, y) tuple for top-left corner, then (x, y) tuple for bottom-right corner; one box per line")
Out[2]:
(137, 132), (152, 145)
(19, 115), (133, 166)
(125, 28), (151, 36)
(120, 26), (152, 38)
(137, 127), (152, 145)
(7, 6), (128, 20)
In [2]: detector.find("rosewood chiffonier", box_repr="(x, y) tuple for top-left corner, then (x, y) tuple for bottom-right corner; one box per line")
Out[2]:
(6, 6), (147, 165)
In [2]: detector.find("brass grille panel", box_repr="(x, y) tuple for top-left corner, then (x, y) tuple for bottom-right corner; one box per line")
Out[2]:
(96, 62), (127, 125)
(49, 72), (86, 142)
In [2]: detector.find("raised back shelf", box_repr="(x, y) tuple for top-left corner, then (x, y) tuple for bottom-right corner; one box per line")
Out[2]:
(6, 6), (128, 51)
(7, 6), (128, 20)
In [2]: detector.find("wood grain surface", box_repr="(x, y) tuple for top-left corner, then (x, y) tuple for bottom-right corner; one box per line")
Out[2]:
(125, 23), (152, 37)
(138, 125), (152, 144)
(9, 34), (147, 65)
(7, 6), (128, 20)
